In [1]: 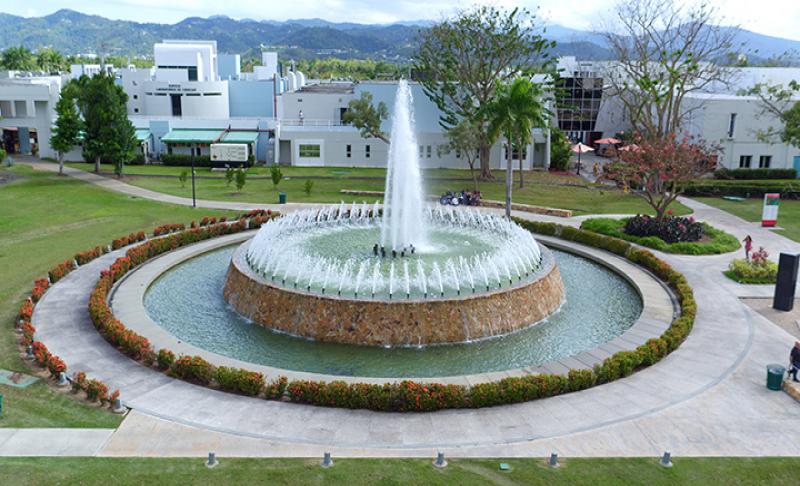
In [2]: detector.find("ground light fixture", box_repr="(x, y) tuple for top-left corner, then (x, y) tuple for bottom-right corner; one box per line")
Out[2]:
(549, 452), (559, 468)
(321, 452), (333, 468)
(206, 452), (218, 468)
(660, 451), (673, 467)
(433, 452), (447, 468)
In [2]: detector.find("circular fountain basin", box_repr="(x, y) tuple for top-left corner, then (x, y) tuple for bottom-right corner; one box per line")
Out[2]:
(223, 207), (565, 346)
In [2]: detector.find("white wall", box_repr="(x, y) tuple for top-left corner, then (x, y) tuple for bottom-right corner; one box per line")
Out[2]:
(154, 41), (217, 82)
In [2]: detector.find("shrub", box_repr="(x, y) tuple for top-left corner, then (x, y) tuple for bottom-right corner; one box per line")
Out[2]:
(111, 231), (147, 250)
(75, 246), (103, 265)
(270, 164), (283, 187)
(624, 214), (704, 243)
(178, 170), (188, 188)
(304, 179), (314, 196)
(18, 299), (34, 321)
(725, 257), (778, 284)
(235, 169), (247, 192)
(215, 366), (264, 396)
(153, 223), (185, 237)
(31, 278), (50, 302)
(48, 260), (74, 283)
(86, 379), (109, 402)
(160, 153), (211, 167)
(20, 322), (36, 346)
(225, 167), (235, 186)
(170, 355), (215, 385)
(71, 371), (87, 393)
(714, 168), (796, 180)
(683, 180), (800, 199)
(31, 341), (50, 367)
(264, 376), (288, 399)
(47, 355), (67, 377)
(157, 349), (176, 370)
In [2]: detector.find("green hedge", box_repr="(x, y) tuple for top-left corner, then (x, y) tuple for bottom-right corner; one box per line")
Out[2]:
(160, 153), (212, 167)
(684, 179), (800, 199)
(714, 168), (796, 180)
(579, 218), (740, 255)
(64, 216), (698, 412)
(723, 258), (778, 284)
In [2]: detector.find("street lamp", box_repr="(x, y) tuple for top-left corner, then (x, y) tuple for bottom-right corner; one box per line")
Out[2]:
(190, 143), (196, 208)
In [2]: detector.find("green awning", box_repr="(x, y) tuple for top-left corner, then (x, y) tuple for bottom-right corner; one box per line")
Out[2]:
(160, 129), (223, 144)
(220, 131), (259, 143)
(135, 129), (151, 142)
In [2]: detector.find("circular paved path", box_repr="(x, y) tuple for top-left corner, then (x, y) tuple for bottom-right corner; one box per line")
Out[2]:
(23, 160), (800, 456)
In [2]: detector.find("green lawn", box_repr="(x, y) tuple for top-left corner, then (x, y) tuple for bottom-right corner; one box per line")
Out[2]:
(0, 166), (234, 427)
(65, 162), (690, 216)
(697, 197), (800, 243)
(1, 457), (799, 485)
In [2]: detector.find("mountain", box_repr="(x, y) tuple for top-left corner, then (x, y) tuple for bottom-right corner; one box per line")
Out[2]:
(0, 9), (798, 64)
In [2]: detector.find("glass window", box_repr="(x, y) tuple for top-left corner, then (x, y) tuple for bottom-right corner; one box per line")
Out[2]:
(298, 144), (321, 158)
(739, 155), (752, 168)
(365, 145), (371, 158)
(728, 113), (737, 138)
(187, 67), (198, 81)
(426, 145), (432, 158)
(759, 155), (772, 168)
(346, 144), (351, 158)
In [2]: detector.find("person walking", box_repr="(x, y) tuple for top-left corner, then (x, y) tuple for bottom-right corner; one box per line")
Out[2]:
(743, 235), (753, 261)
(790, 341), (800, 382)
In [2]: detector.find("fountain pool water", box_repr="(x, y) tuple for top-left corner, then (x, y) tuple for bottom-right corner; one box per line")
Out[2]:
(223, 79), (565, 347)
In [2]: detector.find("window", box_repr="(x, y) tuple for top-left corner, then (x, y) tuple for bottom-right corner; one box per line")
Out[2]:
(759, 155), (772, 168)
(365, 144), (371, 158)
(134, 108), (139, 113)
(739, 155), (752, 168)
(456, 149), (461, 159)
(298, 144), (321, 158)
(187, 66), (198, 81)
(419, 145), (424, 158)
(728, 113), (737, 138)
(170, 94), (182, 117)
(346, 144), (352, 158)
(426, 145), (431, 158)
(133, 94), (138, 100)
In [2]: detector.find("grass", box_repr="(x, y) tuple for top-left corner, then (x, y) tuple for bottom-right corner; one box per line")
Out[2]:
(580, 218), (740, 255)
(0, 165), (234, 427)
(1, 457), (799, 485)
(64, 162), (691, 216)
(698, 197), (800, 243)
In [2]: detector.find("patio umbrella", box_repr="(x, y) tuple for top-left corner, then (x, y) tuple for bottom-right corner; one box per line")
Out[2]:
(595, 137), (621, 145)
(571, 143), (594, 175)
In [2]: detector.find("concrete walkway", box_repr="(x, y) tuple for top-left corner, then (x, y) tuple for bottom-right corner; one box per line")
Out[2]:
(4, 160), (800, 458)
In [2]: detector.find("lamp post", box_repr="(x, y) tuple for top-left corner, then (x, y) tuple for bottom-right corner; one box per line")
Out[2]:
(190, 143), (197, 208)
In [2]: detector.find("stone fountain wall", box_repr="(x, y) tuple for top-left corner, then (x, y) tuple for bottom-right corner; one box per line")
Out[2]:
(223, 245), (565, 347)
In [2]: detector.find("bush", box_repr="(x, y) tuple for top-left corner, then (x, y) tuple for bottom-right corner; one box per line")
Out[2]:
(48, 260), (74, 283)
(160, 153), (211, 167)
(157, 349), (176, 370)
(86, 379), (109, 402)
(170, 355), (215, 385)
(75, 246), (104, 265)
(152, 223), (185, 237)
(304, 179), (314, 196)
(18, 299), (34, 321)
(683, 179), (800, 199)
(715, 168), (796, 180)
(47, 355), (67, 377)
(31, 278), (49, 302)
(270, 164), (283, 187)
(111, 231), (146, 250)
(71, 371), (87, 393)
(549, 127), (572, 171)
(235, 169), (247, 192)
(581, 217), (740, 255)
(20, 322), (36, 346)
(624, 214), (703, 243)
(725, 258), (778, 284)
(215, 366), (264, 396)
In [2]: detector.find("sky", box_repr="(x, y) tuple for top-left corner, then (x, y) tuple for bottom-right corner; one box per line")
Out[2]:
(3, 0), (800, 41)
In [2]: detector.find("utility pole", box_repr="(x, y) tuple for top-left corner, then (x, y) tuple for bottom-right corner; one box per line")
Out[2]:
(190, 143), (197, 208)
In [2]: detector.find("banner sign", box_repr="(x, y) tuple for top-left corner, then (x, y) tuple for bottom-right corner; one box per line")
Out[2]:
(762, 193), (780, 227)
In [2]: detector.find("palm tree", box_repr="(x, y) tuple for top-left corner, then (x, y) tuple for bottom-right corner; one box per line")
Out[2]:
(487, 78), (548, 217)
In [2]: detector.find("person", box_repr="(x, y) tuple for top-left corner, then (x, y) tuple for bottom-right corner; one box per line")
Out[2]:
(790, 341), (800, 382)
(743, 235), (753, 261)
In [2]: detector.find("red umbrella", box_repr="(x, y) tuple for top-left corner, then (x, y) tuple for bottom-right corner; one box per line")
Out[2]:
(595, 137), (621, 145)
(571, 143), (594, 175)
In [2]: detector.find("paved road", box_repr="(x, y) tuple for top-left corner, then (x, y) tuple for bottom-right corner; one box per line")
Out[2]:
(3, 159), (800, 458)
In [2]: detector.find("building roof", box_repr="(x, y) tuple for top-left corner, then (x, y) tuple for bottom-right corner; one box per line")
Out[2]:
(298, 82), (355, 94)
(135, 129), (151, 141)
(160, 129), (223, 143)
(221, 131), (259, 143)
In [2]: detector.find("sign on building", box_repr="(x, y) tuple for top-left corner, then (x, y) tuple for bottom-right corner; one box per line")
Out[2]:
(762, 193), (780, 227)
(211, 143), (249, 166)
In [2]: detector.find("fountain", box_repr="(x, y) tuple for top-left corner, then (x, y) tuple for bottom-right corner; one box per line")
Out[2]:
(223, 80), (565, 346)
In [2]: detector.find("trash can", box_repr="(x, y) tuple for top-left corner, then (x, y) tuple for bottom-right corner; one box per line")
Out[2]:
(0, 393), (4, 416)
(767, 363), (786, 391)
(278, 192), (286, 204)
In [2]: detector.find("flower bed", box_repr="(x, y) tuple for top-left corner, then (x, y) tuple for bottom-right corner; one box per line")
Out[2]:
(152, 223), (185, 237)
(111, 231), (147, 250)
(580, 217), (739, 255)
(72, 215), (696, 413)
(48, 260), (74, 283)
(724, 248), (778, 284)
(75, 246), (105, 265)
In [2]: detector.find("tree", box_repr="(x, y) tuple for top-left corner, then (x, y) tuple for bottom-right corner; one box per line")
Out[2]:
(342, 91), (389, 143)
(36, 47), (66, 73)
(440, 120), (483, 191)
(50, 92), (83, 175)
(415, 5), (555, 179)
(487, 78), (549, 217)
(549, 128), (572, 172)
(81, 74), (137, 174)
(1, 46), (36, 71)
(602, 134), (718, 221)
(745, 81), (800, 147)
(270, 164), (283, 188)
(600, 0), (738, 139)
(235, 169), (247, 192)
